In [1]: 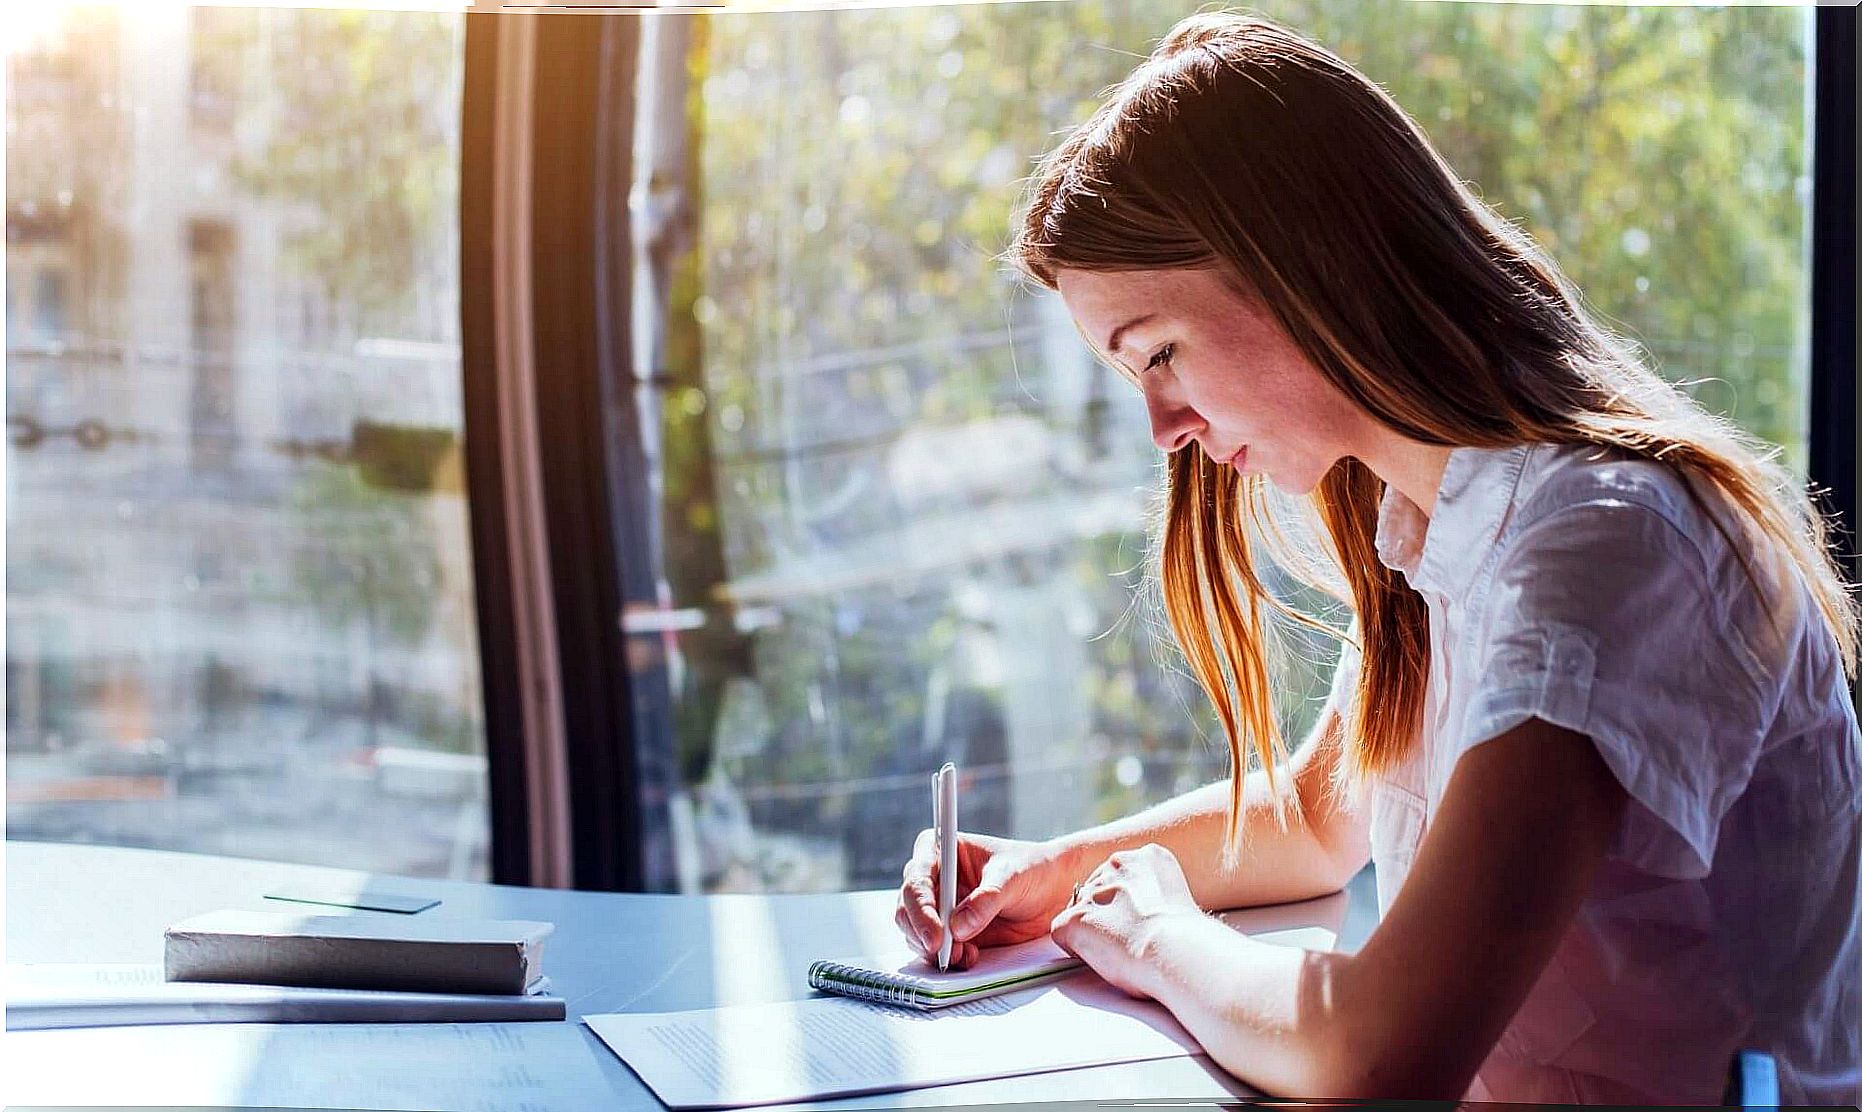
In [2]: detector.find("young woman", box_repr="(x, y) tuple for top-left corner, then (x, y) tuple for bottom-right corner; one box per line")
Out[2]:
(893, 11), (1860, 1104)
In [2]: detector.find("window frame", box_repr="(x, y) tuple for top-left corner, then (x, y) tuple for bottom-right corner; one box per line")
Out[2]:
(461, 12), (675, 890)
(1810, 7), (1858, 606)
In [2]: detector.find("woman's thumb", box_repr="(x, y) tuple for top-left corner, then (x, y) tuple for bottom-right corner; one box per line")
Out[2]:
(950, 885), (1001, 941)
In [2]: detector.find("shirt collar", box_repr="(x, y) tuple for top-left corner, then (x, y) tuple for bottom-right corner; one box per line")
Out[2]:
(1374, 443), (1533, 597)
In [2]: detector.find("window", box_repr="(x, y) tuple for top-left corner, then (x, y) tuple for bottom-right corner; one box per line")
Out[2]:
(5, 8), (487, 878)
(630, 2), (1813, 892)
(31, 268), (69, 339)
(8, 2), (1819, 893)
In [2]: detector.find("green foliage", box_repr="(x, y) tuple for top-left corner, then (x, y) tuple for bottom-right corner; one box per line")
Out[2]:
(287, 460), (442, 647)
(697, 2), (1806, 464)
(1322, 2), (1808, 460)
(350, 420), (459, 493)
(217, 9), (463, 336)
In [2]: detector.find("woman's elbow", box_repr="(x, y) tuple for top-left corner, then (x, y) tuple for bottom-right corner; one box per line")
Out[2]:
(1204, 981), (1478, 1101)
(1306, 1044), (1480, 1101)
(1223, 1041), (1477, 1102)
(1300, 838), (1367, 899)
(1309, 810), (1371, 895)
(1200, 1028), (1380, 1101)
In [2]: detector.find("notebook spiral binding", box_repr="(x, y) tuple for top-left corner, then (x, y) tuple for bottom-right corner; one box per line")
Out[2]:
(806, 960), (930, 1008)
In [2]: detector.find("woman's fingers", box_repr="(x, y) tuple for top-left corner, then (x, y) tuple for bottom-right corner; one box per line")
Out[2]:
(949, 880), (1005, 942)
(898, 827), (948, 957)
(950, 844), (1039, 940)
(898, 873), (944, 957)
(1048, 903), (1084, 957)
(899, 830), (1039, 967)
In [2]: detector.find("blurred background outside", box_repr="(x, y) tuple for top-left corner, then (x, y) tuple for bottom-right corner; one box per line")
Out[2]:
(6, 2), (1814, 888)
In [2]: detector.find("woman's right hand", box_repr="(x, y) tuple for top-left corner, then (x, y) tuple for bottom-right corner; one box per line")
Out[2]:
(895, 829), (1080, 970)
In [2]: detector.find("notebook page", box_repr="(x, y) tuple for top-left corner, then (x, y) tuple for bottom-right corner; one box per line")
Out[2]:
(585, 974), (1200, 1110)
(811, 935), (1079, 992)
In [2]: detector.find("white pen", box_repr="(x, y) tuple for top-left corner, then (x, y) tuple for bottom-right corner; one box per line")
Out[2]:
(934, 761), (958, 971)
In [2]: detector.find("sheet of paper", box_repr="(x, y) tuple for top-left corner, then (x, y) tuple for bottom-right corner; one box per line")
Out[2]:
(6, 963), (562, 1029)
(584, 975), (1202, 1110)
(5, 1021), (619, 1110)
(8, 963), (168, 990)
(1216, 892), (1347, 945)
(7, 962), (552, 996)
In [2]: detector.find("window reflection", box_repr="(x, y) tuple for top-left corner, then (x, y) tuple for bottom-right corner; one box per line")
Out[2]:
(5, 8), (486, 878)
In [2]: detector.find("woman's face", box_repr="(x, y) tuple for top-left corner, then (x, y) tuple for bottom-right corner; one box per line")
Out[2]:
(1055, 265), (1367, 496)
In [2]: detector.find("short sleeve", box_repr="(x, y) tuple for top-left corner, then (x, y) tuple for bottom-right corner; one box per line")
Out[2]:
(1457, 499), (1772, 880)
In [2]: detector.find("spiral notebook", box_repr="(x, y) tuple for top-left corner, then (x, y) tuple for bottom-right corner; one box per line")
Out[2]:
(807, 935), (1084, 1010)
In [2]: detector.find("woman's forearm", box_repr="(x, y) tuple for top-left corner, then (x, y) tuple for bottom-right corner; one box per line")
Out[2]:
(1047, 710), (1368, 910)
(1046, 777), (1234, 898)
(1137, 909), (1365, 1098)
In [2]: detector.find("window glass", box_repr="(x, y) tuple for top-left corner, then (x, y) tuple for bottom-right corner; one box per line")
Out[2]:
(6, 8), (487, 878)
(645, 2), (1811, 892)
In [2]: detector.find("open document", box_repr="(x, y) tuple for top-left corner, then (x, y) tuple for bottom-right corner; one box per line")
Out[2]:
(6, 1017), (617, 1111)
(584, 974), (1202, 1109)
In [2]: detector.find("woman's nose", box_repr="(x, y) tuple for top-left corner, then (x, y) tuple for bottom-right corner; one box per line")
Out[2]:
(1145, 387), (1205, 454)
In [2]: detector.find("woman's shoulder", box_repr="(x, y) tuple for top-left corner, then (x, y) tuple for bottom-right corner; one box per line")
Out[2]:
(1501, 440), (1811, 680)
(1505, 442), (1791, 590)
(1486, 444), (1718, 600)
(1512, 443), (1710, 539)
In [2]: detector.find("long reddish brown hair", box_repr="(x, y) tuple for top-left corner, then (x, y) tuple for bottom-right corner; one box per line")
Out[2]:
(1008, 11), (1858, 856)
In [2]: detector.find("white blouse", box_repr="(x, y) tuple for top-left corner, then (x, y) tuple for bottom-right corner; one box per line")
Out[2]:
(1330, 441), (1861, 1104)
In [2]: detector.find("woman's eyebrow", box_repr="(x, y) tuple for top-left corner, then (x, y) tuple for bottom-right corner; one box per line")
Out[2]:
(1104, 314), (1158, 357)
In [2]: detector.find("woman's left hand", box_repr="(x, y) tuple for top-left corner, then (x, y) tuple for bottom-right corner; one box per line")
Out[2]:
(1049, 842), (1204, 1000)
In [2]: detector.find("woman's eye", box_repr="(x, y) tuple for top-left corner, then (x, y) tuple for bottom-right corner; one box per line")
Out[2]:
(1143, 344), (1175, 373)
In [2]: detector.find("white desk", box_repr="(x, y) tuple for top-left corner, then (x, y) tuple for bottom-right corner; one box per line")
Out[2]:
(6, 839), (1378, 1110)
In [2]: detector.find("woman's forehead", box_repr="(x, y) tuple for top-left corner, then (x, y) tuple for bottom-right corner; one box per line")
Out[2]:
(1057, 266), (1243, 332)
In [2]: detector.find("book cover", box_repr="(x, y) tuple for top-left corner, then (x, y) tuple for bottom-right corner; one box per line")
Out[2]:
(164, 909), (552, 996)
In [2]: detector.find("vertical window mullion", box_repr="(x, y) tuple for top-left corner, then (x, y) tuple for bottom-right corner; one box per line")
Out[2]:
(1809, 8), (1857, 665)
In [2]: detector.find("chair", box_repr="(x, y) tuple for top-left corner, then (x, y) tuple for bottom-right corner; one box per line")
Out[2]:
(1724, 1050), (1779, 1108)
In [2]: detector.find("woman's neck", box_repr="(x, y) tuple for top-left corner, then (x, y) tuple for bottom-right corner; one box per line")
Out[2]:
(1362, 437), (1455, 519)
